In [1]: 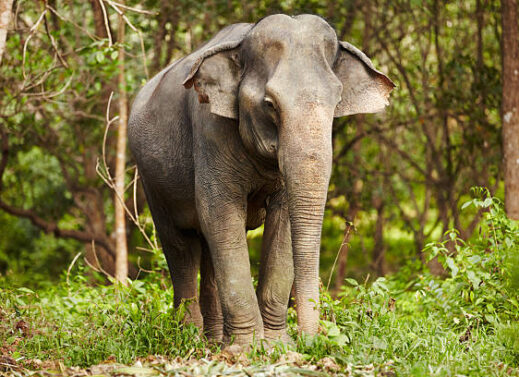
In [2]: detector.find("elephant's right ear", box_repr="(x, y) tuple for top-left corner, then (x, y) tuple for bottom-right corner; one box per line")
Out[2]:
(183, 23), (253, 119)
(333, 41), (395, 117)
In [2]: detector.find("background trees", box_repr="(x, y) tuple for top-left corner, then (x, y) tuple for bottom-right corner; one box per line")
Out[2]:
(501, 0), (519, 220)
(0, 0), (515, 287)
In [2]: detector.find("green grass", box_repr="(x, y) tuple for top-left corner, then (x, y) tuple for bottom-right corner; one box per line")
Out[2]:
(1, 266), (517, 375)
(0, 191), (518, 376)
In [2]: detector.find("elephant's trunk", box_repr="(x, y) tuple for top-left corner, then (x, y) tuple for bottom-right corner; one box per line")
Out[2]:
(277, 109), (333, 336)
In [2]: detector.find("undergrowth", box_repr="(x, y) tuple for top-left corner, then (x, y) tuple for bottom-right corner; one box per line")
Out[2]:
(1, 190), (518, 376)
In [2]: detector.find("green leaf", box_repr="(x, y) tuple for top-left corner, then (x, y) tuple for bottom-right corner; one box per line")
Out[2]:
(95, 51), (105, 64)
(335, 333), (349, 346)
(483, 197), (493, 207)
(327, 325), (340, 337)
(445, 257), (459, 278)
(17, 287), (35, 294)
(344, 278), (358, 286)
(466, 270), (481, 289)
(372, 336), (387, 350)
(461, 200), (473, 210)
(485, 314), (497, 324)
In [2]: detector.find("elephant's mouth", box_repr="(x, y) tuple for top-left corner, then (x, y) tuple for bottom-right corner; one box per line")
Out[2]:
(251, 121), (278, 158)
(239, 112), (279, 167)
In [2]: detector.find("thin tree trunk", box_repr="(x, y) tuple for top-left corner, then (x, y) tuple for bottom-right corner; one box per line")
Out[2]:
(0, 0), (14, 65)
(114, 12), (128, 284)
(151, 0), (168, 73)
(502, 0), (519, 219)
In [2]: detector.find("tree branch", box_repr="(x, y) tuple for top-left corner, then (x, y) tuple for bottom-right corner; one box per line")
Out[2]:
(0, 199), (114, 254)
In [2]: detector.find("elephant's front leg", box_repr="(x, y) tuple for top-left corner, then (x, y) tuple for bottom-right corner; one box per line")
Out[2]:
(196, 185), (264, 345)
(257, 190), (294, 343)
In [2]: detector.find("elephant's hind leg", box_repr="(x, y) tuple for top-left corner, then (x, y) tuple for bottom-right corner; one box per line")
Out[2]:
(199, 238), (223, 342)
(162, 230), (204, 329)
(146, 196), (203, 329)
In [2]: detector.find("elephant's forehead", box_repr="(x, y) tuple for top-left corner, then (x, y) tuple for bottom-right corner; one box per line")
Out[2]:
(245, 14), (338, 53)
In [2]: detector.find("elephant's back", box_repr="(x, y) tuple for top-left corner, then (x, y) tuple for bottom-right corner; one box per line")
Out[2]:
(128, 58), (199, 230)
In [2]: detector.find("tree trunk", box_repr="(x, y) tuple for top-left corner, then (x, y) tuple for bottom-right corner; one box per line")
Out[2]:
(114, 12), (128, 284)
(502, 0), (519, 220)
(0, 0), (14, 65)
(88, 0), (113, 41)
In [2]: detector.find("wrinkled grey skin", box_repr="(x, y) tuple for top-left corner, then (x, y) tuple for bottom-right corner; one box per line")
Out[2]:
(128, 14), (394, 345)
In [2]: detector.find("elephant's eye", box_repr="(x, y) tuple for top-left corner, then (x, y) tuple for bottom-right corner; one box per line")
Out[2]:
(263, 95), (279, 126)
(263, 96), (276, 110)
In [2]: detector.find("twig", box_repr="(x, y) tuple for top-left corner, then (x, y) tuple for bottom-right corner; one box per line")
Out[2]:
(103, 0), (157, 15)
(96, 93), (159, 254)
(21, 74), (73, 99)
(66, 252), (82, 285)
(133, 166), (139, 222)
(136, 246), (155, 253)
(326, 224), (352, 291)
(46, 5), (96, 40)
(97, 0), (113, 46)
(85, 240), (114, 280)
(22, 9), (47, 80)
(135, 257), (154, 281)
(43, 14), (69, 68)
(104, 0), (149, 78)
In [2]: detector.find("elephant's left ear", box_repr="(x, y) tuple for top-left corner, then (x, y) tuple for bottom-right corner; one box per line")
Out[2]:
(333, 41), (396, 118)
(183, 23), (253, 119)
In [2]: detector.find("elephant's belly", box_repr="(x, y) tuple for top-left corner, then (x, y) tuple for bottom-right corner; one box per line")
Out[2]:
(246, 205), (266, 230)
(168, 198), (200, 230)
(139, 161), (200, 230)
(246, 184), (275, 230)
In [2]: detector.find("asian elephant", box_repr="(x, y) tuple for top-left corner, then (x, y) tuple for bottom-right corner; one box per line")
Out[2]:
(128, 14), (394, 346)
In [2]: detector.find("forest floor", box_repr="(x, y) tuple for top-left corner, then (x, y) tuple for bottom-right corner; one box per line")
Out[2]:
(0, 351), (351, 377)
(0, 262), (518, 377)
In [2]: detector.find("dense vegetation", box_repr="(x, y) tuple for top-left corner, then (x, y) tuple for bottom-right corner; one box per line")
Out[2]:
(1, 0), (518, 375)
(1, 195), (518, 375)
(0, 0), (509, 285)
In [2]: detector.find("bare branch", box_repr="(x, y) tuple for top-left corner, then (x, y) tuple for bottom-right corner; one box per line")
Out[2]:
(43, 13), (68, 68)
(103, 0), (157, 15)
(97, 0), (113, 45)
(22, 8), (47, 80)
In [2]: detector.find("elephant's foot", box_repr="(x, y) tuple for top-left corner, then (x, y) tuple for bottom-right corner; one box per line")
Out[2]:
(222, 343), (251, 356)
(181, 300), (204, 329)
(222, 323), (265, 349)
(204, 325), (223, 344)
(222, 332), (262, 348)
(263, 327), (294, 346)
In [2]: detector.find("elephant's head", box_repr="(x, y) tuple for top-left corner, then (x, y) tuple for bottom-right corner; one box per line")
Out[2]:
(183, 14), (395, 336)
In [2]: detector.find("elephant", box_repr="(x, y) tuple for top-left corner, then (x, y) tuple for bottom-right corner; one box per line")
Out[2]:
(128, 14), (394, 346)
